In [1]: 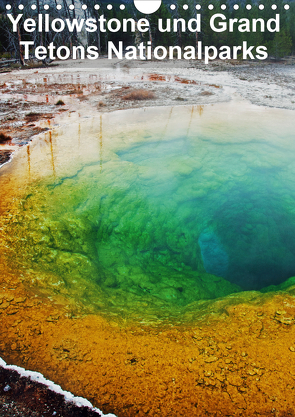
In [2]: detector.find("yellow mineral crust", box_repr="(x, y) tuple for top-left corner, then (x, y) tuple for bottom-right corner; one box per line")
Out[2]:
(1, 253), (295, 416)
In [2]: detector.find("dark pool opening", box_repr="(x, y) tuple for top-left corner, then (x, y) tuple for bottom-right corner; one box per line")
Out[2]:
(114, 139), (295, 293)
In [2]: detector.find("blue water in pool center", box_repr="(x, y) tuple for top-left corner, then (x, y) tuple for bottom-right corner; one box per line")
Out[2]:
(198, 230), (228, 279)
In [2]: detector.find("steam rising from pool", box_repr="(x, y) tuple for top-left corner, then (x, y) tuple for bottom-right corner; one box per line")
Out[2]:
(3, 102), (295, 314)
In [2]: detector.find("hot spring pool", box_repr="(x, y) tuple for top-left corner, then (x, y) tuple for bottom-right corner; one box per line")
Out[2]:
(1, 101), (295, 318)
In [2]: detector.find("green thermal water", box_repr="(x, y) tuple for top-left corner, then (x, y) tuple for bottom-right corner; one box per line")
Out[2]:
(4, 103), (295, 318)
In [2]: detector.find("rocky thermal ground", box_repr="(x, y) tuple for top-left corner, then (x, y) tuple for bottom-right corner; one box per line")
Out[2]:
(1, 58), (295, 168)
(0, 364), (104, 417)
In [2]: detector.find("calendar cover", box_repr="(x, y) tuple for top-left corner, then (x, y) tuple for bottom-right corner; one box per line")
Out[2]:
(0, 0), (295, 415)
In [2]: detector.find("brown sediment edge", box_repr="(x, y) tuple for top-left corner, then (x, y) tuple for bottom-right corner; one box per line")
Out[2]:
(0, 357), (117, 417)
(0, 127), (49, 171)
(0, 150), (15, 170)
